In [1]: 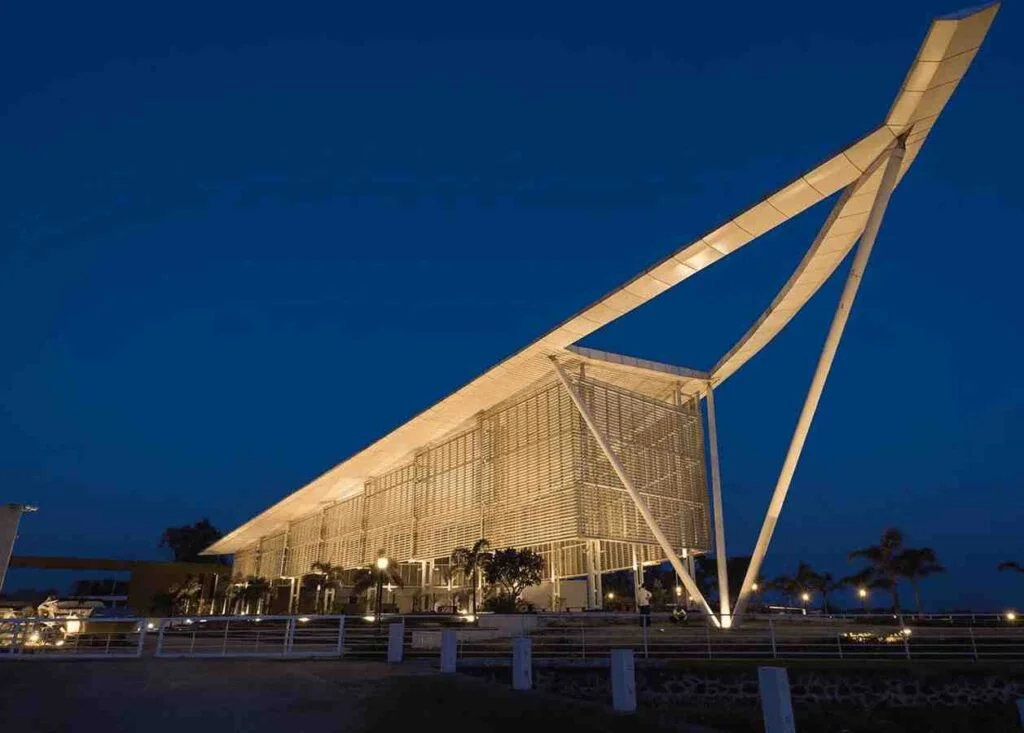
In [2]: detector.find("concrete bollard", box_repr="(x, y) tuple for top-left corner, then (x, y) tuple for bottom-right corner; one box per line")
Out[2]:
(758, 666), (796, 733)
(512, 637), (532, 690)
(610, 648), (637, 713)
(440, 630), (457, 673)
(387, 620), (405, 664)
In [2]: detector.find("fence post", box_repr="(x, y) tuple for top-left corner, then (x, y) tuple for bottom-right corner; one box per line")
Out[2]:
(336, 616), (346, 657)
(769, 619), (777, 659)
(387, 619), (405, 663)
(969, 626), (979, 661)
(440, 630), (457, 673)
(156, 619), (167, 657)
(836, 632), (843, 660)
(135, 620), (147, 658)
(512, 637), (532, 690)
(610, 649), (637, 713)
(285, 617), (296, 655)
(758, 666), (796, 733)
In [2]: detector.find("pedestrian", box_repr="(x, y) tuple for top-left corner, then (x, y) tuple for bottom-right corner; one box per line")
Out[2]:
(637, 585), (652, 627)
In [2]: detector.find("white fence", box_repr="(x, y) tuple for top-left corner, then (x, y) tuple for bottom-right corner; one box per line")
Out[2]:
(2, 612), (1022, 662)
(0, 617), (145, 659)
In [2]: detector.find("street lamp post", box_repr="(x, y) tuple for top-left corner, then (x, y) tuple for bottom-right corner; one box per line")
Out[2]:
(375, 556), (389, 631)
(858, 588), (868, 613)
(800, 591), (810, 614)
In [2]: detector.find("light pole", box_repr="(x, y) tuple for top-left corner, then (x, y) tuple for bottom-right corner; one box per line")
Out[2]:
(800, 591), (810, 615)
(375, 556), (389, 631)
(858, 587), (868, 613)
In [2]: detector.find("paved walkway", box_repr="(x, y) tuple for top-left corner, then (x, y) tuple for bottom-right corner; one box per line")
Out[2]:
(0, 659), (715, 733)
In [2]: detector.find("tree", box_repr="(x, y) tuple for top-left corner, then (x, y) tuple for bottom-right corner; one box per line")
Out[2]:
(769, 561), (820, 607)
(450, 539), (491, 617)
(998, 561), (1024, 574)
(351, 553), (404, 609)
(848, 528), (906, 613)
(239, 576), (271, 615)
(309, 561), (345, 614)
(899, 548), (945, 614)
(808, 571), (846, 613)
(159, 519), (223, 563)
(168, 575), (203, 615)
(483, 547), (545, 611)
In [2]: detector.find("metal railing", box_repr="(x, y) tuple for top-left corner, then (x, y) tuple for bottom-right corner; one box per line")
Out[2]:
(1, 612), (1021, 662)
(0, 617), (145, 659)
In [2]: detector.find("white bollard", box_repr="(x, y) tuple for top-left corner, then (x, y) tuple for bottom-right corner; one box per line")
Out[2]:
(387, 620), (405, 663)
(512, 637), (532, 690)
(758, 666), (796, 733)
(610, 648), (637, 713)
(440, 630), (457, 673)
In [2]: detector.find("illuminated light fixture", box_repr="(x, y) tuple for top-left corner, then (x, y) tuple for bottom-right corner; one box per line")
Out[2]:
(674, 586), (683, 596)
(900, 627), (913, 636)
(298, 617), (310, 623)
(606, 592), (614, 600)
(55, 639), (65, 647)
(1006, 611), (1017, 622)
(800, 592), (810, 602)
(362, 615), (376, 623)
(28, 631), (41, 643)
(147, 622), (156, 630)
(858, 588), (868, 598)
(184, 619), (194, 625)
(462, 614), (476, 622)
(65, 617), (81, 635)
(751, 583), (759, 592)
(376, 556), (389, 571)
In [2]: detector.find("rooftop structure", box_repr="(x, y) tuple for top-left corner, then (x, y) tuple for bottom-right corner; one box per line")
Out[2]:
(206, 6), (999, 626)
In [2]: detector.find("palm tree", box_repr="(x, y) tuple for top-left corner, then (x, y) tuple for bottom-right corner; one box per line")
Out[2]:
(998, 561), (1024, 574)
(849, 528), (906, 613)
(240, 576), (271, 615)
(899, 548), (945, 614)
(309, 561), (345, 614)
(810, 571), (846, 614)
(450, 539), (491, 617)
(352, 553), (404, 614)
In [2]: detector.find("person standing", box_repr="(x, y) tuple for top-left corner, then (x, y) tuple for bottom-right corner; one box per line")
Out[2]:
(637, 585), (652, 627)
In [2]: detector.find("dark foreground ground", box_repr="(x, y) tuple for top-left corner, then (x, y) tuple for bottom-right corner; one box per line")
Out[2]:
(0, 659), (712, 733)
(2, 659), (1022, 733)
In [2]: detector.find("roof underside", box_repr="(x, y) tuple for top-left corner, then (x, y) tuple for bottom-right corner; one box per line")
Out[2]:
(206, 5), (999, 555)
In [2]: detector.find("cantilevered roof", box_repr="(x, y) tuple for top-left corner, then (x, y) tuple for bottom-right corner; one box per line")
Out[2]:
(206, 5), (998, 555)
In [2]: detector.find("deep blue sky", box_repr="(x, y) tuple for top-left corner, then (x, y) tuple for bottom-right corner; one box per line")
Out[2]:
(2, 1), (1021, 609)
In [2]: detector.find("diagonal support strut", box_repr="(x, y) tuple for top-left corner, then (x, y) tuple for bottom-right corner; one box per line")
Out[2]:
(550, 356), (719, 624)
(731, 136), (907, 626)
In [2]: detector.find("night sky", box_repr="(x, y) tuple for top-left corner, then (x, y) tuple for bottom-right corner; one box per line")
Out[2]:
(2, 1), (1021, 610)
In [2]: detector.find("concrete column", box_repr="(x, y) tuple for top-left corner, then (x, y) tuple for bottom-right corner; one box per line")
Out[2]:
(758, 667), (796, 733)
(512, 637), (532, 690)
(440, 630), (457, 673)
(610, 648), (637, 713)
(631, 544), (643, 609)
(387, 620), (405, 663)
